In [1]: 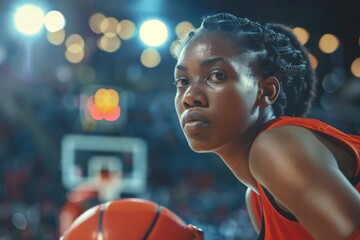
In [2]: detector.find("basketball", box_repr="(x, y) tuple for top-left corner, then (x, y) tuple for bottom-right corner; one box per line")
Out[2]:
(61, 198), (203, 240)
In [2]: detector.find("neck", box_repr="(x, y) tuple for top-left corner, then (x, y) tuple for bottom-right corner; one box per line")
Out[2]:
(214, 109), (275, 190)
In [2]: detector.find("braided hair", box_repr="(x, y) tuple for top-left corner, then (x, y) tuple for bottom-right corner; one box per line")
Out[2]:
(174, 13), (317, 117)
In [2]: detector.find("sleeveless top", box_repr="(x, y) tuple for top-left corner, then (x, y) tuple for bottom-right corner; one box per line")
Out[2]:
(249, 116), (360, 240)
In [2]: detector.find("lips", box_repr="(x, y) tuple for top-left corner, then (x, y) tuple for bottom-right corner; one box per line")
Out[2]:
(181, 111), (210, 132)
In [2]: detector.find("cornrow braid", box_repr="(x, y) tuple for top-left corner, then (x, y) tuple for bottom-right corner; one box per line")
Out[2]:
(265, 23), (317, 116)
(174, 13), (318, 117)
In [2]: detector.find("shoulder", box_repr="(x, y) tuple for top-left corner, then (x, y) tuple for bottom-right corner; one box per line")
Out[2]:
(248, 124), (360, 239)
(249, 124), (338, 189)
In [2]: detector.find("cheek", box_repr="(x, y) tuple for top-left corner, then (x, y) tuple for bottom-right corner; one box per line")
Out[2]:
(222, 90), (248, 112)
(234, 84), (258, 110)
(174, 94), (183, 116)
(215, 92), (254, 126)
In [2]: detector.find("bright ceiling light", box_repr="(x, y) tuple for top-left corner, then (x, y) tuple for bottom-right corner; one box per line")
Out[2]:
(139, 19), (168, 47)
(44, 10), (65, 32)
(14, 4), (45, 35)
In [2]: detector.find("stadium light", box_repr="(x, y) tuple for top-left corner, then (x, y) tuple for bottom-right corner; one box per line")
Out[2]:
(139, 19), (168, 47)
(14, 4), (45, 36)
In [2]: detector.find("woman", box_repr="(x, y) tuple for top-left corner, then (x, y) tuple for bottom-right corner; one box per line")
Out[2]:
(173, 13), (360, 240)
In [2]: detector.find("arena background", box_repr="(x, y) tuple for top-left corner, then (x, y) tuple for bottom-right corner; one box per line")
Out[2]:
(0, 0), (359, 239)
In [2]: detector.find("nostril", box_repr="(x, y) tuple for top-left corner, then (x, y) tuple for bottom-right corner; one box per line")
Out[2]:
(183, 100), (202, 108)
(193, 100), (202, 106)
(184, 102), (191, 108)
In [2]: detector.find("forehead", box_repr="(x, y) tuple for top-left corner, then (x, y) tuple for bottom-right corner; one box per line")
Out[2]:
(177, 32), (242, 64)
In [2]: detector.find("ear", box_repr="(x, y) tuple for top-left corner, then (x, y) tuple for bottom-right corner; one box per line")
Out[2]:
(257, 76), (280, 108)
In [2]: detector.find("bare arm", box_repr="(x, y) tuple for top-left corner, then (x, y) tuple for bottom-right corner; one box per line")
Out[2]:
(249, 126), (360, 240)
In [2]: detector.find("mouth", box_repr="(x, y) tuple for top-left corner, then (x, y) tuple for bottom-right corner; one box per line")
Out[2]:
(181, 111), (210, 132)
(184, 120), (209, 132)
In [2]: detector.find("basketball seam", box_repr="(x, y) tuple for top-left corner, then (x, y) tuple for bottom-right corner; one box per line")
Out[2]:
(98, 203), (106, 240)
(142, 205), (162, 240)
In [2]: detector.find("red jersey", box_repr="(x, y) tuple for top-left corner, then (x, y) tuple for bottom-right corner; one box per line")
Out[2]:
(249, 116), (360, 240)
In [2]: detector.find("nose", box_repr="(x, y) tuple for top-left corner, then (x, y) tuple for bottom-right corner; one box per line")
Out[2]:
(182, 80), (207, 109)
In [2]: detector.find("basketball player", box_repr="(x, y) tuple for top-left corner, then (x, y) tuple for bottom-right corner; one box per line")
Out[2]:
(173, 13), (360, 239)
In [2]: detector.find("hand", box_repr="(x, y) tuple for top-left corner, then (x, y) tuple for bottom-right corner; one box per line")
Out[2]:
(187, 224), (204, 240)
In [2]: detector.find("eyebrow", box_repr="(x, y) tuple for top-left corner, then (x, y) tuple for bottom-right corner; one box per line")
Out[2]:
(175, 57), (226, 71)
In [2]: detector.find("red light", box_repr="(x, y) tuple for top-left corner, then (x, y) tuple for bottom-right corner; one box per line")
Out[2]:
(86, 95), (121, 121)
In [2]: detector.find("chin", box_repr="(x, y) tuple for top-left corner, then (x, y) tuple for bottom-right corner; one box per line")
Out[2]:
(187, 140), (214, 153)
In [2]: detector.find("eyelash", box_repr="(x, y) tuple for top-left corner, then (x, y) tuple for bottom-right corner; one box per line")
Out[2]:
(174, 71), (227, 88)
(208, 71), (227, 82)
(174, 78), (189, 88)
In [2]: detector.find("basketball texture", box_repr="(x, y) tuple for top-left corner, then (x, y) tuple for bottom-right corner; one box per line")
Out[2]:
(61, 198), (202, 240)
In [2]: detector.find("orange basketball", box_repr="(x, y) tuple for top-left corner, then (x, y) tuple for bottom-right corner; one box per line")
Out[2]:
(61, 198), (203, 240)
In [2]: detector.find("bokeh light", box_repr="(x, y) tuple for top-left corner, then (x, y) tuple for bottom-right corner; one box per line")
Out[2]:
(139, 19), (168, 47)
(140, 48), (161, 68)
(322, 67), (346, 94)
(100, 17), (118, 38)
(175, 21), (193, 38)
(65, 49), (85, 64)
(12, 213), (28, 230)
(55, 65), (74, 83)
(90, 103), (121, 121)
(350, 58), (360, 77)
(66, 34), (85, 54)
(94, 88), (119, 112)
(319, 34), (340, 54)
(292, 27), (309, 45)
(170, 40), (181, 57)
(117, 19), (136, 40)
(44, 10), (65, 32)
(86, 89), (121, 122)
(14, 4), (45, 35)
(89, 13), (106, 34)
(308, 53), (318, 69)
(47, 29), (65, 45)
(97, 35), (121, 53)
(68, 44), (83, 54)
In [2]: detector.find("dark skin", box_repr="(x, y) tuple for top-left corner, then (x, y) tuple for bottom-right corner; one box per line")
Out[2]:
(174, 32), (360, 240)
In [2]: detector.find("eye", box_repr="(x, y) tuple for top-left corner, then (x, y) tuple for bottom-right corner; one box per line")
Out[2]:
(208, 71), (227, 82)
(174, 78), (189, 88)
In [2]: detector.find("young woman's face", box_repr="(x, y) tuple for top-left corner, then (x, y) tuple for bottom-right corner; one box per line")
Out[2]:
(174, 32), (261, 152)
